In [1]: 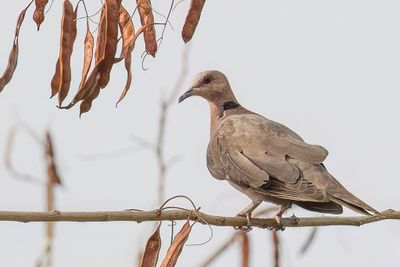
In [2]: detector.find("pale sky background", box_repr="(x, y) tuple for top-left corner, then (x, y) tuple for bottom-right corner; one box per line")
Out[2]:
(0, 1), (399, 266)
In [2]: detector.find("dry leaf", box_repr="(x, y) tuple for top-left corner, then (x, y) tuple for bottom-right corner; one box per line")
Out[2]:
(140, 224), (161, 267)
(33, 0), (49, 30)
(0, 6), (29, 93)
(137, 0), (157, 57)
(182, 0), (206, 43)
(51, 0), (77, 106)
(241, 232), (249, 267)
(160, 221), (192, 267)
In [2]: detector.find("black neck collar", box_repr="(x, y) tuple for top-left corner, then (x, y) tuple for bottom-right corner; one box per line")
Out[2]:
(218, 101), (240, 118)
(222, 101), (240, 111)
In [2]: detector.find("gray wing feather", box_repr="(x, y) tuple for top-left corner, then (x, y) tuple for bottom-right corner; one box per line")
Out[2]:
(220, 150), (269, 188)
(241, 152), (299, 184)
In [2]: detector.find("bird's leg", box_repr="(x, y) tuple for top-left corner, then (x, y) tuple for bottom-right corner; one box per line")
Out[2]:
(235, 200), (262, 231)
(271, 202), (291, 231)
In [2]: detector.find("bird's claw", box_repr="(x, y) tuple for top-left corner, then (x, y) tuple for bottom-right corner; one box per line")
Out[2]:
(234, 212), (253, 232)
(267, 214), (286, 231)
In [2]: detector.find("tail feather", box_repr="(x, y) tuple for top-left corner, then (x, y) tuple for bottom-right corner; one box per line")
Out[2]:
(295, 201), (343, 214)
(329, 194), (379, 215)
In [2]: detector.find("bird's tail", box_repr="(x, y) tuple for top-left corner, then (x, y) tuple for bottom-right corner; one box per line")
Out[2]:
(328, 193), (379, 216)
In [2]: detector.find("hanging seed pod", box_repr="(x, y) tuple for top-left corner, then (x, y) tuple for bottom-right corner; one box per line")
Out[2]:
(182, 0), (206, 43)
(137, 0), (157, 57)
(33, 0), (49, 30)
(50, 0), (77, 106)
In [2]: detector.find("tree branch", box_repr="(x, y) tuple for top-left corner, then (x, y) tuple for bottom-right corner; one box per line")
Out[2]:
(0, 209), (398, 228)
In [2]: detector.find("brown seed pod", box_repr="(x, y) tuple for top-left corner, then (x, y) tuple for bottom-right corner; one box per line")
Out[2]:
(117, 5), (135, 60)
(116, 53), (132, 106)
(71, 18), (148, 109)
(50, 59), (60, 98)
(0, 5), (29, 93)
(160, 221), (192, 267)
(61, 62), (103, 109)
(51, 0), (77, 106)
(95, 6), (106, 63)
(241, 232), (250, 267)
(140, 224), (161, 267)
(33, 0), (49, 30)
(78, 29), (94, 90)
(61, 0), (121, 112)
(182, 0), (206, 43)
(115, 5), (135, 106)
(97, 0), (120, 89)
(61, 6), (106, 109)
(79, 84), (100, 117)
(136, 0), (157, 57)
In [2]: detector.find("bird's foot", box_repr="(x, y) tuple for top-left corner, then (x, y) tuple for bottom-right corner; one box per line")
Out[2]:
(234, 212), (253, 232)
(267, 214), (285, 231)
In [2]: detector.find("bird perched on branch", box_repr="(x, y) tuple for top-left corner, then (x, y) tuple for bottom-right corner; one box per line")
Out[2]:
(179, 70), (378, 229)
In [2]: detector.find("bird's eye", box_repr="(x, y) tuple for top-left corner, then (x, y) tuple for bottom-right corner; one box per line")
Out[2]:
(203, 76), (213, 85)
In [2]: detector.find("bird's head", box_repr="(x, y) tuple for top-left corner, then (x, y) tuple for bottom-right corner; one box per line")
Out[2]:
(178, 70), (237, 105)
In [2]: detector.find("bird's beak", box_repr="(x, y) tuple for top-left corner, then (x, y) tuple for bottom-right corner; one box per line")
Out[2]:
(178, 88), (195, 103)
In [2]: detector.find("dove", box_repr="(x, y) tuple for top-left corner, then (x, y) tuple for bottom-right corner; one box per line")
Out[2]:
(179, 70), (378, 228)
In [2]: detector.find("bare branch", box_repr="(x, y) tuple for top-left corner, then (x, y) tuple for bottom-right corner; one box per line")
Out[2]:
(155, 47), (190, 205)
(298, 227), (318, 255)
(0, 209), (398, 228)
(4, 125), (45, 185)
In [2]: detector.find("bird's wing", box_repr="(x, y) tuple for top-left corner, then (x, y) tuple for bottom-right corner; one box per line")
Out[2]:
(206, 145), (226, 180)
(220, 149), (270, 188)
(218, 145), (327, 202)
(213, 114), (329, 202)
(264, 117), (329, 164)
(220, 114), (329, 164)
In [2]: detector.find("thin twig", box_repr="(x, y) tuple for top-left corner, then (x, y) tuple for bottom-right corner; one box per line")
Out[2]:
(198, 234), (238, 267)
(197, 206), (276, 267)
(298, 227), (318, 255)
(35, 131), (62, 267)
(0, 209), (398, 228)
(79, 145), (145, 161)
(4, 125), (44, 185)
(155, 47), (190, 205)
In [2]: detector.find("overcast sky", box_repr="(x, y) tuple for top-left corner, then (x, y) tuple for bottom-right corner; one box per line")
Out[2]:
(0, 1), (399, 266)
